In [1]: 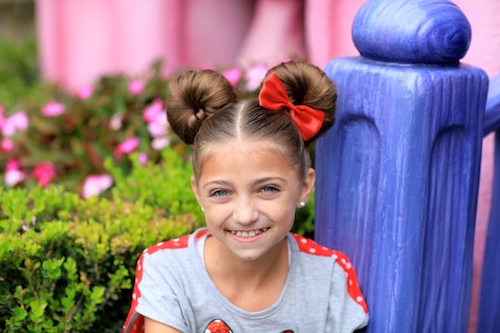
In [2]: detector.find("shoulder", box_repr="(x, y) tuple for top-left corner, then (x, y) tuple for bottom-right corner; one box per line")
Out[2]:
(125, 229), (209, 332)
(290, 233), (353, 270)
(139, 228), (209, 260)
(290, 233), (368, 314)
(135, 228), (209, 281)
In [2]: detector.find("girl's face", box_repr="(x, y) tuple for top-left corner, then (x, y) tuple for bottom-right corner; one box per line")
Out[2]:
(191, 139), (315, 262)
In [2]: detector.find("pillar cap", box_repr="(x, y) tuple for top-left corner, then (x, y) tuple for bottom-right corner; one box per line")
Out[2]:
(352, 0), (471, 64)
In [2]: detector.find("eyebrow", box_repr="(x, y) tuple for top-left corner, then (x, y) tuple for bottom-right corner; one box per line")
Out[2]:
(202, 177), (288, 189)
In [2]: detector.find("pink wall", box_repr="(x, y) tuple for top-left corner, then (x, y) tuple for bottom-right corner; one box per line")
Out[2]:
(306, 1), (500, 332)
(36, 0), (186, 89)
(35, 0), (305, 91)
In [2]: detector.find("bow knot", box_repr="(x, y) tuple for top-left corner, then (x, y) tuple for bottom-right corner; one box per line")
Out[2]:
(258, 72), (325, 141)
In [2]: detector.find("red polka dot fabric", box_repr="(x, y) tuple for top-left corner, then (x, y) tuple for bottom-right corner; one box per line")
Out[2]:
(122, 232), (209, 333)
(291, 233), (368, 314)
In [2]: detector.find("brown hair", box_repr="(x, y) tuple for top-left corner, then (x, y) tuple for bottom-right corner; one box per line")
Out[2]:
(166, 61), (336, 179)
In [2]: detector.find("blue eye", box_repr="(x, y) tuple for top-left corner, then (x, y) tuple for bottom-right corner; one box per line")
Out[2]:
(211, 189), (229, 197)
(261, 185), (279, 193)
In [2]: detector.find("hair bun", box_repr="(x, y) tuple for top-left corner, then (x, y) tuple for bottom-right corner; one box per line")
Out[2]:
(166, 70), (237, 145)
(265, 61), (337, 142)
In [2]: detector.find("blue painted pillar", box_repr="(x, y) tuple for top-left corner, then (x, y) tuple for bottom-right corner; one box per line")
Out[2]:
(478, 75), (500, 332)
(314, 1), (489, 332)
(478, 131), (500, 332)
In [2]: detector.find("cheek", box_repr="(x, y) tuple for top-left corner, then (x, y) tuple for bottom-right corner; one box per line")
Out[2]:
(260, 200), (297, 222)
(203, 205), (228, 225)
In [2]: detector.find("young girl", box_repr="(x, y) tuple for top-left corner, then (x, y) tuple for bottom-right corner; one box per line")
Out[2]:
(123, 61), (369, 333)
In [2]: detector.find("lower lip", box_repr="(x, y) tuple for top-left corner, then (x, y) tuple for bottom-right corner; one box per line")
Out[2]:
(228, 230), (267, 243)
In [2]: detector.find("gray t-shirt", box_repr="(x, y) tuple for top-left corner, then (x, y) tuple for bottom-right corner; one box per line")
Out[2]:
(123, 228), (368, 333)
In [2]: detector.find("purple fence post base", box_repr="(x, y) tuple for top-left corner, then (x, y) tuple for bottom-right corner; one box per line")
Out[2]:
(477, 130), (500, 332)
(315, 56), (487, 332)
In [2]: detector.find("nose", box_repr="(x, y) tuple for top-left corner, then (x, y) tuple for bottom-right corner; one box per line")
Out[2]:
(233, 195), (259, 225)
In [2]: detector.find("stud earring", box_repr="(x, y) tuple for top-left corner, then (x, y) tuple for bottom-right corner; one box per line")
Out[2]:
(299, 201), (305, 208)
(201, 207), (205, 212)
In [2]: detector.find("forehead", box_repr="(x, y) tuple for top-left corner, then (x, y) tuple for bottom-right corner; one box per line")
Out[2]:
(196, 140), (298, 181)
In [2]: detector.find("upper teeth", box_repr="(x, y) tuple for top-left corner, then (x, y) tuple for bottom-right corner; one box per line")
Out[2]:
(231, 228), (268, 238)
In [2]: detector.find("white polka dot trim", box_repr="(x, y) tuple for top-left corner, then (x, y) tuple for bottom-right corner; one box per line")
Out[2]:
(346, 262), (352, 269)
(356, 296), (364, 303)
(157, 242), (163, 246)
(300, 238), (307, 244)
(309, 248), (316, 253)
(132, 293), (136, 300)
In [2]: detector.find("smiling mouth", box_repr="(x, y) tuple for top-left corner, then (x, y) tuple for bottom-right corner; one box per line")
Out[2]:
(230, 228), (269, 238)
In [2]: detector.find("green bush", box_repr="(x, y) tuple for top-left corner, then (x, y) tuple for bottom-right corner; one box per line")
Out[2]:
(0, 148), (203, 332)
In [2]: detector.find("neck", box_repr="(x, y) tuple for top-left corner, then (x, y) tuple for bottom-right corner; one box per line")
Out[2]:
(204, 236), (290, 311)
(206, 236), (289, 284)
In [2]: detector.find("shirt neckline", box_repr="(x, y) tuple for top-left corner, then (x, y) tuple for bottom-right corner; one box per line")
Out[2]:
(189, 228), (298, 319)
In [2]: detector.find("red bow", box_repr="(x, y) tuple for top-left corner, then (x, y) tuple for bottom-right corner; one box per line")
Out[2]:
(258, 72), (325, 141)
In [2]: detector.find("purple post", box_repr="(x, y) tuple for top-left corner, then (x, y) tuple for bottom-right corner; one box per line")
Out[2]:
(478, 75), (500, 332)
(314, 0), (488, 331)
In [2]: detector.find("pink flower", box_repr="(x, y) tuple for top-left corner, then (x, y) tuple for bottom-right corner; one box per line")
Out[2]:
(151, 136), (170, 150)
(6, 158), (21, 171)
(129, 80), (145, 95)
(222, 68), (242, 86)
(138, 152), (148, 166)
(1, 121), (15, 137)
(147, 116), (168, 138)
(76, 84), (93, 99)
(4, 158), (25, 187)
(1, 138), (14, 152)
(143, 98), (164, 123)
(245, 64), (269, 92)
(82, 174), (113, 199)
(114, 137), (139, 158)
(32, 162), (57, 188)
(22, 221), (31, 231)
(2, 111), (29, 137)
(109, 113), (123, 130)
(42, 101), (65, 117)
(5, 169), (25, 187)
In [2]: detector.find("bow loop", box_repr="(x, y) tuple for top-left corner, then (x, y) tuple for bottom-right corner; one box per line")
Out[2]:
(258, 72), (325, 141)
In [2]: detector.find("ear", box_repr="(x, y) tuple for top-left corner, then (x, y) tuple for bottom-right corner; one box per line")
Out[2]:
(191, 175), (202, 204)
(298, 168), (316, 207)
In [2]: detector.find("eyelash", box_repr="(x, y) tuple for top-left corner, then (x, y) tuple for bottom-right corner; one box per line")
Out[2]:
(210, 189), (230, 197)
(209, 186), (279, 197)
(260, 185), (279, 194)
